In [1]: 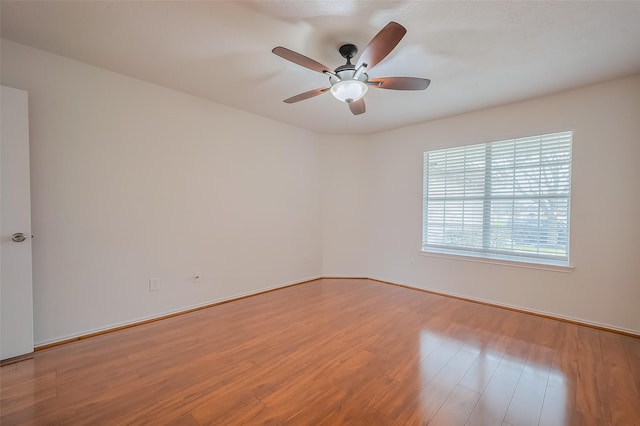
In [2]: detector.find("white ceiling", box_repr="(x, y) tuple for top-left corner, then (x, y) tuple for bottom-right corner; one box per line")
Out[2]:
(2, 1), (640, 135)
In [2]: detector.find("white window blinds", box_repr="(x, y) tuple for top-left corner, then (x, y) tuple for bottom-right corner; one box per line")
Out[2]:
(422, 131), (572, 263)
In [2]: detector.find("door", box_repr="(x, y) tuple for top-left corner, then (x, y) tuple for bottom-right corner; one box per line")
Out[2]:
(1, 85), (34, 360)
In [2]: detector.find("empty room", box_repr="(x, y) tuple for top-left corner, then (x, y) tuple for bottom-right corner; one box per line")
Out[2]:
(1, 1), (639, 425)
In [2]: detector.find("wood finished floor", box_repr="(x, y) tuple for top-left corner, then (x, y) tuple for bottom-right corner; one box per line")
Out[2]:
(1, 278), (639, 425)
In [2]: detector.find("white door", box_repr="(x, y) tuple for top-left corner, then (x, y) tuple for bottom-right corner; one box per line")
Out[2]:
(1, 85), (34, 360)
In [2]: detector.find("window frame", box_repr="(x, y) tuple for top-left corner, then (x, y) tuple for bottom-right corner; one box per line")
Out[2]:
(421, 131), (573, 268)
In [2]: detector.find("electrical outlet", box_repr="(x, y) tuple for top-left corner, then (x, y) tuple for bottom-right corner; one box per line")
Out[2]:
(149, 278), (160, 292)
(409, 257), (416, 268)
(194, 273), (201, 284)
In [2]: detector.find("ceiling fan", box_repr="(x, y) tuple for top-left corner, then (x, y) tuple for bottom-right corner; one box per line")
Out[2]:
(272, 21), (430, 115)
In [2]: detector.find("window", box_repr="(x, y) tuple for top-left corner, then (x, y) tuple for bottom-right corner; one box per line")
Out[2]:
(422, 131), (572, 265)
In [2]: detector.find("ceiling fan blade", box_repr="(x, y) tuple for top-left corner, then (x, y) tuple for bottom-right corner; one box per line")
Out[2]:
(348, 98), (366, 115)
(272, 47), (332, 74)
(356, 22), (407, 71)
(369, 77), (431, 90)
(283, 87), (330, 104)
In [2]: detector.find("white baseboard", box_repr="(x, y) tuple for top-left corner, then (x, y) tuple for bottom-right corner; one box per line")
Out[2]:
(369, 275), (640, 337)
(35, 275), (322, 347)
(34, 274), (638, 348)
(322, 275), (368, 279)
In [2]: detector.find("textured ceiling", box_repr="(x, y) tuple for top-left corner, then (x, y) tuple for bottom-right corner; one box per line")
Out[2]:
(2, 1), (640, 134)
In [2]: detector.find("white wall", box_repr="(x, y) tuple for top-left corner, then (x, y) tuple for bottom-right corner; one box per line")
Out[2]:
(320, 135), (369, 277)
(367, 75), (640, 333)
(1, 40), (323, 345)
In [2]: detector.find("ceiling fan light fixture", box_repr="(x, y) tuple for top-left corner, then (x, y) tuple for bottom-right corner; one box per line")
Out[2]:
(273, 22), (428, 115)
(330, 80), (368, 103)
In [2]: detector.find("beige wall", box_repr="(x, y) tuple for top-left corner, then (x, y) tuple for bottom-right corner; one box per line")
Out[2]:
(1, 40), (323, 345)
(366, 75), (640, 333)
(320, 135), (369, 277)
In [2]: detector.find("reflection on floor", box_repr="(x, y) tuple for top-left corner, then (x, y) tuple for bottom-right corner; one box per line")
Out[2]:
(415, 329), (568, 425)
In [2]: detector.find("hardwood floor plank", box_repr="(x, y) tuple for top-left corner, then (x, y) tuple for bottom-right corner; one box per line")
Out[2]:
(349, 375), (420, 422)
(540, 321), (581, 426)
(165, 412), (201, 426)
(502, 345), (552, 426)
(410, 336), (464, 388)
(539, 367), (574, 426)
(0, 371), (58, 416)
(383, 330), (447, 388)
(574, 326), (609, 422)
(465, 352), (526, 425)
(621, 334), (640, 397)
(429, 384), (480, 426)
(190, 393), (267, 426)
(1, 278), (638, 425)
(412, 346), (478, 423)
(459, 352), (502, 394)
(598, 330), (640, 424)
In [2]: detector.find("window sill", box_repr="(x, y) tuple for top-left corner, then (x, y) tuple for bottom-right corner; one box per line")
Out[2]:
(420, 248), (574, 273)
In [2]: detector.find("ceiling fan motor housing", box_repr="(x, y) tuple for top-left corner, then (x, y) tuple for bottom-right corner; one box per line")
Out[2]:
(330, 69), (369, 84)
(338, 43), (358, 60)
(331, 43), (369, 86)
